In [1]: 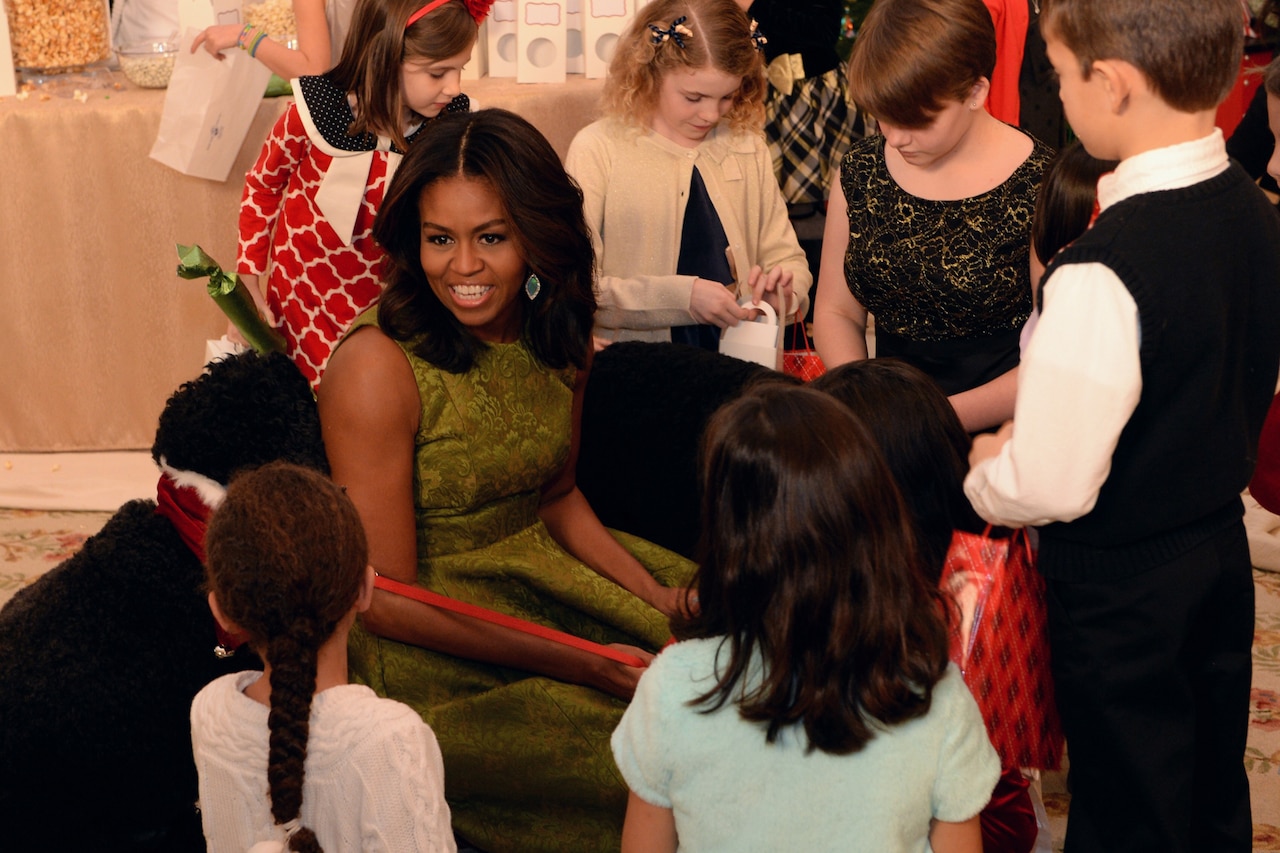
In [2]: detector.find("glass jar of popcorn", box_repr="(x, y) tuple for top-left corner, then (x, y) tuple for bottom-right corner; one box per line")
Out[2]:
(4, 0), (111, 74)
(243, 0), (299, 43)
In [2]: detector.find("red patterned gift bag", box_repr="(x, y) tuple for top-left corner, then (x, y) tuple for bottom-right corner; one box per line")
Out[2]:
(782, 322), (826, 381)
(939, 527), (1063, 770)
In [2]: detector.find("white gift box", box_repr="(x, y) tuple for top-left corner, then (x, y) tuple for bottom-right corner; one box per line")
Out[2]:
(581, 0), (640, 79)
(517, 0), (566, 83)
(462, 18), (488, 79)
(486, 0), (518, 77)
(566, 0), (583, 74)
(719, 300), (781, 369)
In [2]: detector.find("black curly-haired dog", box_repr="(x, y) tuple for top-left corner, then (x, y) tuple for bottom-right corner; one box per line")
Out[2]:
(578, 341), (776, 559)
(0, 351), (328, 852)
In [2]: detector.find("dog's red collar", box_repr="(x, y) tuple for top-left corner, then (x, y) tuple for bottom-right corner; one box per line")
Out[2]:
(155, 474), (246, 655)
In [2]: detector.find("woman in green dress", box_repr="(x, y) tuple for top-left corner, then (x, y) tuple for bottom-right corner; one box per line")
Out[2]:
(316, 108), (695, 853)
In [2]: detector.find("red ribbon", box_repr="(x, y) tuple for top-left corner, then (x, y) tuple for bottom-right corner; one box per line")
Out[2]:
(373, 574), (648, 668)
(406, 0), (492, 27)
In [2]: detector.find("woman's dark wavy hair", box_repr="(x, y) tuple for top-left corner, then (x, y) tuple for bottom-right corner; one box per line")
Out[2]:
(675, 385), (950, 755)
(812, 359), (983, 582)
(328, 0), (477, 151)
(373, 108), (597, 373)
(205, 462), (369, 853)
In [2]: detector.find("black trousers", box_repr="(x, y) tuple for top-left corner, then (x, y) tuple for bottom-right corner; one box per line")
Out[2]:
(1045, 522), (1254, 853)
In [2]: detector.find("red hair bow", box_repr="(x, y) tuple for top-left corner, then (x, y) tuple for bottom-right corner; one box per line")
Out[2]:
(407, 0), (493, 28)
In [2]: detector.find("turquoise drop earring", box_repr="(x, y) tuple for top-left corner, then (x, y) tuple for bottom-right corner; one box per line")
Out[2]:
(524, 273), (542, 301)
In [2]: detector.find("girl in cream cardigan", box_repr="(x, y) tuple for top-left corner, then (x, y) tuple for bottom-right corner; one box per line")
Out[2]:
(564, 0), (810, 347)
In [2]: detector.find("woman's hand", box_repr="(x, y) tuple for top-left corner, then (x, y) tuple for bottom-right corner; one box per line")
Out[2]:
(649, 585), (698, 621)
(690, 277), (752, 328)
(588, 644), (655, 700)
(191, 23), (244, 59)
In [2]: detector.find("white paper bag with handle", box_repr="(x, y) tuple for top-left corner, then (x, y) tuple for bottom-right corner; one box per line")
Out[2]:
(149, 25), (273, 182)
(719, 299), (781, 369)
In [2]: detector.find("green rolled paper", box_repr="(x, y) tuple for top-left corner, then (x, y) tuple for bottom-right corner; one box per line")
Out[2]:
(175, 243), (285, 354)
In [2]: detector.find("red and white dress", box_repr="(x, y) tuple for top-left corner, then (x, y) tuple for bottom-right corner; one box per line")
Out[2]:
(238, 75), (469, 386)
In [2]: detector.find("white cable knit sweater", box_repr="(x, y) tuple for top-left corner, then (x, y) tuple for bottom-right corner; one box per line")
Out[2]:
(191, 671), (455, 853)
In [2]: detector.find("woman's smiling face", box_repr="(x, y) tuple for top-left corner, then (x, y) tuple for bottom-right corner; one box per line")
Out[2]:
(418, 175), (526, 343)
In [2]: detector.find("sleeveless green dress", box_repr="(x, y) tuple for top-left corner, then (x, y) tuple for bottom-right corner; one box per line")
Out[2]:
(346, 322), (695, 853)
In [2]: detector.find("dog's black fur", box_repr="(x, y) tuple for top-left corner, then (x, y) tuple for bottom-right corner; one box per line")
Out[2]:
(0, 351), (327, 852)
(578, 341), (773, 559)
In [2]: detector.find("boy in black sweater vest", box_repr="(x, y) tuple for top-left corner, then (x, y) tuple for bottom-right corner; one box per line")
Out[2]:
(965, 1), (1280, 850)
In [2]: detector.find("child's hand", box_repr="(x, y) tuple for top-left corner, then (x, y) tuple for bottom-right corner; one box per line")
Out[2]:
(227, 273), (277, 345)
(747, 265), (796, 320)
(191, 24), (245, 59)
(690, 277), (752, 328)
(969, 419), (1014, 466)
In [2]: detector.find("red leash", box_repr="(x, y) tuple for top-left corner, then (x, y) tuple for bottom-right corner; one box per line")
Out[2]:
(373, 574), (648, 668)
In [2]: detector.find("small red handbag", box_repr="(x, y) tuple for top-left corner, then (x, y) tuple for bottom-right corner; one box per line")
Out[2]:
(782, 322), (826, 382)
(939, 527), (1063, 770)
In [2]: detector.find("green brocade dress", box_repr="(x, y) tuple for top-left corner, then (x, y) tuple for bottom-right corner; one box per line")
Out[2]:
(346, 325), (695, 853)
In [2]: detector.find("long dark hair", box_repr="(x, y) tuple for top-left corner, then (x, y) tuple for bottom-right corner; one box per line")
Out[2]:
(676, 385), (950, 755)
(811, 359), (982, 582)
(328, 0), (477, 150)
(204, 463), (369, 853)
(373, 108), (597, 373)
(1031, 141), (1117, 269)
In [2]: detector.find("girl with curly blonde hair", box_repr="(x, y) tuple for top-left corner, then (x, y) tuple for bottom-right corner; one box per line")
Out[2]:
(565, 0), (811, 351)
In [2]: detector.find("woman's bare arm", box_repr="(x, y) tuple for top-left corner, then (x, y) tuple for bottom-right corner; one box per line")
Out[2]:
(538, 351), (689, 620)
(318, 328), (653, 697)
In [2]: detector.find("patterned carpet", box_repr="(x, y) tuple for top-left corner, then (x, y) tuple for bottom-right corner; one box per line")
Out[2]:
(2, 507), (1279, 851)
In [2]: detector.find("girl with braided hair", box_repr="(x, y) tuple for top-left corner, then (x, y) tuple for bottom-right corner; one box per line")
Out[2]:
(191, 462), (455, 852)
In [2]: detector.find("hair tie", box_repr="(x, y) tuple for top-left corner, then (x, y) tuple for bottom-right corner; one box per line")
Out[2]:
(245, 819), (302, 853)
(749, 19), (767, 52)
(648, 16), (692, 48)
(406, 0), (493, 29)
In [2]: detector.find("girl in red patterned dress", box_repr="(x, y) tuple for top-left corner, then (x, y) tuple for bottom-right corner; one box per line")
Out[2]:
(236, 0), (491, 386)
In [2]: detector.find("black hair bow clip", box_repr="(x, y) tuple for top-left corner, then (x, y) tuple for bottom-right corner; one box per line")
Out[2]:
(649, 16), (693, 48)
(749, 19), (767, 52)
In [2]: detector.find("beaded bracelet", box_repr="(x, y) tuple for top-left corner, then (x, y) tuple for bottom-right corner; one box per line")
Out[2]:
(248, 31), (268, 57)
(236, 23), (254, 50)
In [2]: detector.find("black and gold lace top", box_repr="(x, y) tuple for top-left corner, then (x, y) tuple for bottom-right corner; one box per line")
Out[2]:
(841, 134), (1054, 342)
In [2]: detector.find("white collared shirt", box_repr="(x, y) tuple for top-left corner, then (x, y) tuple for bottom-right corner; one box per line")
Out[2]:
(964, 131), (1231, 527)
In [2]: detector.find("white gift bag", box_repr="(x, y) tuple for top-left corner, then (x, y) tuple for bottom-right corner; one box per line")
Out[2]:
(719, 299), (781, 369)
(149, 26), (273, 182)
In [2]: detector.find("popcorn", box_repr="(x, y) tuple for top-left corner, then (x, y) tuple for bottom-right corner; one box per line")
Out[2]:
(5, 0), (111, 72)
(243, 0), (298, 39)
